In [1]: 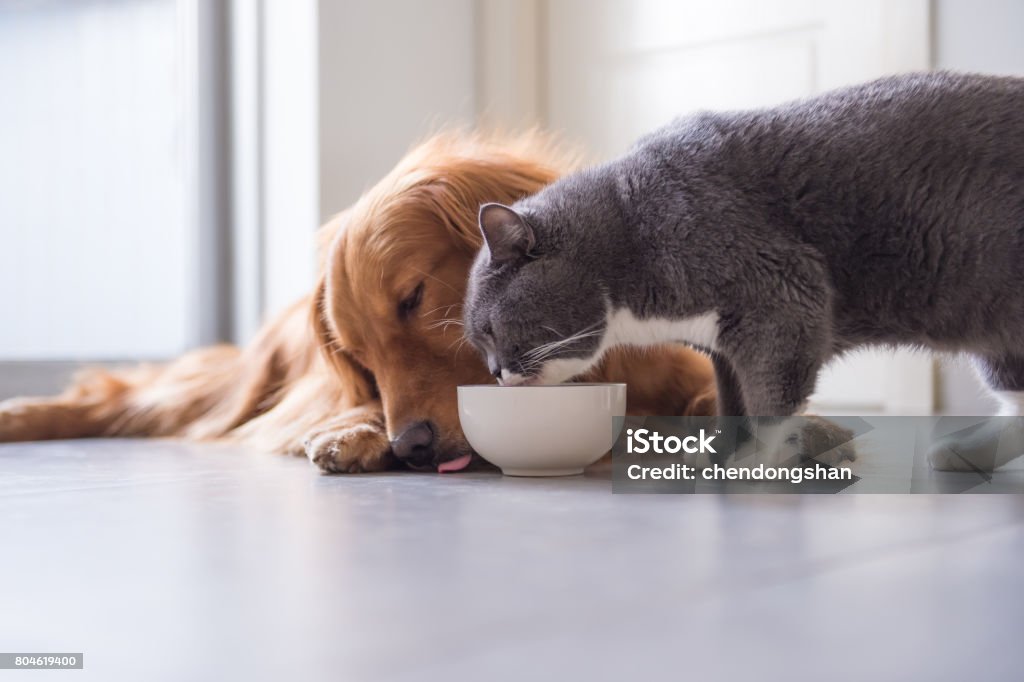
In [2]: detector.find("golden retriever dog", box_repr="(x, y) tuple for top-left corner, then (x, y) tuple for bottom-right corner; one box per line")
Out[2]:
(0, 132), (716, 473)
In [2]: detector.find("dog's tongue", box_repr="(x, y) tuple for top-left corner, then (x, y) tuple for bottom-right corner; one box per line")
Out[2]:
(437, 454), (473, 473)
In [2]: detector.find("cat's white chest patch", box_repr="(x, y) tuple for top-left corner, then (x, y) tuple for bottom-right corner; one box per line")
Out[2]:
(603, 308), (720, 351)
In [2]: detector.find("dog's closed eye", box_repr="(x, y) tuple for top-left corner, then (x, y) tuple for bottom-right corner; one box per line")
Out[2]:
(397, 282), (424, 321)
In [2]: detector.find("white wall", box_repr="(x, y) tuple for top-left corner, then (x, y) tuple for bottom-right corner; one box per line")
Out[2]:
(249, 0), (478, 322)
(0, 0), (190, 360)
(934, 0), (1024, 75)
(259, 0), (321, 317)
(931, 0), (1024, 414)
(317, 0), (477, 217)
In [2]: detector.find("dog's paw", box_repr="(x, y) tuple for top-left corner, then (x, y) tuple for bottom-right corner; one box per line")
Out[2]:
(0, 398), (45, 442)
(303, 422), (393, 474)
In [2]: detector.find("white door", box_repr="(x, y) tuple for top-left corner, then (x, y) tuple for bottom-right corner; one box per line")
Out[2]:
(540, 0), (933, 414)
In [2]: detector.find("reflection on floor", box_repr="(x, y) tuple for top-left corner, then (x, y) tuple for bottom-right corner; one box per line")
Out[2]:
(1, 439), (1022, 681)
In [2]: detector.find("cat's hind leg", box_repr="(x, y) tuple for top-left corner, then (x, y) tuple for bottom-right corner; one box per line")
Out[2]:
(928, 354), (1024, 471)
(973, 354), (1024, 416)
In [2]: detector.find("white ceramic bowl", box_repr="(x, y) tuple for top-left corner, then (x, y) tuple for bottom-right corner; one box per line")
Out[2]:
(457, 383), (627, 476)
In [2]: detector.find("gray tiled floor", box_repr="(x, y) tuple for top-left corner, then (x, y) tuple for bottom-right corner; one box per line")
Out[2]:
(1, 439), (1023, 681)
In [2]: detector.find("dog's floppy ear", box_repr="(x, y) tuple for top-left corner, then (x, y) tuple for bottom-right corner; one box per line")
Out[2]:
(310, 275), (377, 406)
(478, 203), (535, 262)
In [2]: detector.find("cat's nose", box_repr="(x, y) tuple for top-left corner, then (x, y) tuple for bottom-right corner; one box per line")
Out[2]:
(391, 421), (435, 468)
(487, 355), (502, 380)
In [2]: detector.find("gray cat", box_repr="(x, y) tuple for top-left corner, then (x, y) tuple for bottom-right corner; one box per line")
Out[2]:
(463, 72), (1024, 426)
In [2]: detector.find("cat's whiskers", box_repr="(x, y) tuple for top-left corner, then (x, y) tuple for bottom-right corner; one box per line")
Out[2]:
(452, 335), (474, 364)
(421, 303), (464, 334)
(523, 333), (601, 364)
(409, 267), (463, 297)
(447, 335), (469, 352)
(421, 302), (462, 319)
(426, 317), (464, 332)
(522, 324), (604, 364)
(525, 320), (603, 354)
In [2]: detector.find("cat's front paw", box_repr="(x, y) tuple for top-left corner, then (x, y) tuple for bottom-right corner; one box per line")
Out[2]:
(737, 416), (857, 468)
(797, 415), (857, 467)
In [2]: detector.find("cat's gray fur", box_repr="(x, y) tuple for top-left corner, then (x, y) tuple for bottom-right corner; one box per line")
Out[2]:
(463, 72), (1024, 417)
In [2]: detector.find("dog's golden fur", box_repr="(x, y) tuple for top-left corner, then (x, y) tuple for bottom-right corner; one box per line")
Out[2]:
(0, 132), (716, 472)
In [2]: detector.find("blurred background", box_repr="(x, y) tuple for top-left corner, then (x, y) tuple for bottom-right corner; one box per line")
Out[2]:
(1, 0), (1022, 413)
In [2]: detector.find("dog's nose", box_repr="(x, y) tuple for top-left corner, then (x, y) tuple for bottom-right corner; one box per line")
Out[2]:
(391, 421), (435, 467)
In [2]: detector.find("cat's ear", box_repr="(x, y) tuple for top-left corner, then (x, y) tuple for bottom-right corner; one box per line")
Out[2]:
(478, 203), (535, 262)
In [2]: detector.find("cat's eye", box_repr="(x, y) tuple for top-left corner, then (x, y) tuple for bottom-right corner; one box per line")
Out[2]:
(397, 282), (424, 320)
